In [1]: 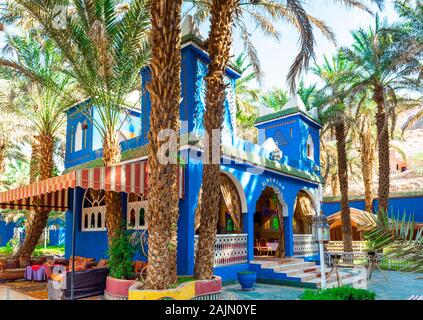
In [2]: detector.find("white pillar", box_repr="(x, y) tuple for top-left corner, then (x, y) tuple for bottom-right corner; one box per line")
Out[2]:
(319, 242), (326, 289)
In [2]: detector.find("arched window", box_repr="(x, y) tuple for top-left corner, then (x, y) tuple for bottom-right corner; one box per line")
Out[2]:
(139, 208), (145, 227)
(306, 134), (314, 161)
(82, 189), (106, 232)
(97, 212), (102, 229)
(127, 193), (148, 230)
(129, 209), (136, 227)
(84, 213), (89, 229)
(75, 122), (83, 152)
(90, 213), (96, 228)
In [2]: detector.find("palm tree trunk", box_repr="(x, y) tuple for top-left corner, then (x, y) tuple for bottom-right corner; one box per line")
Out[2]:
(373, 85), (390, 218)
(0, 135), (6, 175)
(360, 123), (374, 213)
(144, 0), (182, 290)
(335, 123), (353, 252)
(331, 173), (338, 197)
(29, 136), (41, 183)
(15, 134), (54, 261)
(194, 0), (235, 280)
(103, 131), (122, 245)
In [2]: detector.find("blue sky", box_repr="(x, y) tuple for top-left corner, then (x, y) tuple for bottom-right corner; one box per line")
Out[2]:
(193, 0), (399, 92)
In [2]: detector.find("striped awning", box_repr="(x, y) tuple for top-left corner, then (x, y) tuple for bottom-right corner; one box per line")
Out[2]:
(0, 161), (185, 211)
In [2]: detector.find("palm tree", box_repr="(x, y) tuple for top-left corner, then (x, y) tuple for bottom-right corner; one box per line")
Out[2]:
(260, 88), (289, 111)
(0, 34), (77, 260)
(193, 0), (236, 280)
(365, 211), (423, 273)
(9, 0), (151, 244)
(234, 53), (259, 141)
(342, 16), (421, 217)
(314, 53), (356, 252)
(186, 0), (383, 90)
(352, 96), (377, 212)
(143, 0), (183, 290)
(193, 0), (384, 279)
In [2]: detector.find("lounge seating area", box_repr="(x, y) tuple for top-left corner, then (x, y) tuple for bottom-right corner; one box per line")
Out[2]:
(0, 255), (150, 300)
(254, 239), (279, 256)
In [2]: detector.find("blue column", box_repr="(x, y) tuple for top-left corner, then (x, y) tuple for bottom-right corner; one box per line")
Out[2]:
(244, 207), (254, 262)
(177, 152), (201, 275)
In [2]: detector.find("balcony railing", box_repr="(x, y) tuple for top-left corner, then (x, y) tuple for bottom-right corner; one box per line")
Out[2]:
(194, 234), (248, 267)
(293, 234), (318, 256)
(325, 241), (367, 253)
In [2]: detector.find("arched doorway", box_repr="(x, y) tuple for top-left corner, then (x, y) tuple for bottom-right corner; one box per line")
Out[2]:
(195, 173), (243, 234)
(293, 190), (316, 234)
(254, 187), (286, 258)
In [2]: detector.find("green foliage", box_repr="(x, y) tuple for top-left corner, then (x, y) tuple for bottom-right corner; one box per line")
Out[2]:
(299, 286), (376, 300)
(0, 243), (13, 256)
(108, 229), (136, 280)
(32, 245), (65, 257)
(0, 244), (64, 257)
(364, 211), (423, 272)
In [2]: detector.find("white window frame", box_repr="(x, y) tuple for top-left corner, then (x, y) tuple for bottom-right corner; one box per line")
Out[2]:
(127, 200), (148, 230)
(306, 134), (314, 161)
(75, 122), (83, 152)
(82, 206), (106, 232)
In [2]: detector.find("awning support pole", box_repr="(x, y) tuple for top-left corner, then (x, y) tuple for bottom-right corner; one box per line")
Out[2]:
(70, 188), (77, 300)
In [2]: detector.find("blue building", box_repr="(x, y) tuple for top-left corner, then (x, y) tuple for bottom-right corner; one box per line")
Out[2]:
(58, 26), (323, 282)
(0, 25), (323, 284)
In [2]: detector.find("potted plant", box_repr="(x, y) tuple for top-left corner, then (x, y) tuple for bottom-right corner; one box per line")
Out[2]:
(104, 229), (137, 300)
(237, 271), (257, 291)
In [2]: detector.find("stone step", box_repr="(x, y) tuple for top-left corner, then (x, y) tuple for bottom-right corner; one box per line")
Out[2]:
(270, 261), (316, 272)
(284, 266), (319, 277)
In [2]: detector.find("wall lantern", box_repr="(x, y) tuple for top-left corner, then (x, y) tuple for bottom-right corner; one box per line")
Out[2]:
(312, 213), (330, 243)
(270, 148), (282, 162)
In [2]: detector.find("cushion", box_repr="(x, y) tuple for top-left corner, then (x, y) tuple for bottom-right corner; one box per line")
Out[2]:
(68, 261), (86, 272)
(96, 259), (108, 268)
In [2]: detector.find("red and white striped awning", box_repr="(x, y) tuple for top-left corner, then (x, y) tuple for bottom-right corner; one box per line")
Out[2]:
(0, 161), (185, 211)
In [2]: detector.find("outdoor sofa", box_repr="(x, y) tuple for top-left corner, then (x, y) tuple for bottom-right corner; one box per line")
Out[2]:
(47, 267), (109, 300)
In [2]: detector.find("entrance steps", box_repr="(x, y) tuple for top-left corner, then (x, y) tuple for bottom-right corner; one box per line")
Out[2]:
(250, 257), (360, 289)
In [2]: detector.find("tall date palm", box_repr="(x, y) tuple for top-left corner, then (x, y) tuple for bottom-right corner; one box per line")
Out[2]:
(10, 0), (151, 244)
(144, 0), (183, 290)
(342, 16), (421, 217)
(193, 0), (384, 279)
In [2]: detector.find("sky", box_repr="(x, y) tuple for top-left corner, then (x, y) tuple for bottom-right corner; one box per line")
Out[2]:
(194, 0), (399, 92)
(1, 0), (399, 93)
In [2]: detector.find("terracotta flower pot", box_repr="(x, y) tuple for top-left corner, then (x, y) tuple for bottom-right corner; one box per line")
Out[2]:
(104, 276), (136, 300)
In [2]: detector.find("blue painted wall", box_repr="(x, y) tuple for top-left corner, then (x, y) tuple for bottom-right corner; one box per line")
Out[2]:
(255, 113), (321, 175)
(140, 43), (239, 147)
(0, 220), (15, 246)
(322, 196), (423, 222)
(61, 40), (323, 282)
(64, 102), (141, 170)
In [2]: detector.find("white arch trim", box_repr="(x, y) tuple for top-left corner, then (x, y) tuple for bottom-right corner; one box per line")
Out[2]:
(75, 122), (83, 152)
(220, 170), (248, 214)
(262, 179), (289, 217)
(296, 188), (320, 215)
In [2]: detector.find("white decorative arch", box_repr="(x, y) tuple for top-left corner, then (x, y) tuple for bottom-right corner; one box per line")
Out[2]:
(295, 188), (319, 215)
(306, 134), (314, 160)
(220, 170), (248, 214)
(127, 193), (148, 230)
(75, 122), (83, 152)
(82, 188), (106, 232)
(260, 178), (288, 217)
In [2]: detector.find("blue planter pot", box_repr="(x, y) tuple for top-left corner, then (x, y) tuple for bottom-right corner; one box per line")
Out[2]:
(237, 271), (257, 291)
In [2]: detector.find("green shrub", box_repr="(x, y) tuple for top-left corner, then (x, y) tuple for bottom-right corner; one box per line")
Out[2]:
(299, 286), (376, 300)
(107, 229), (136, 280)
